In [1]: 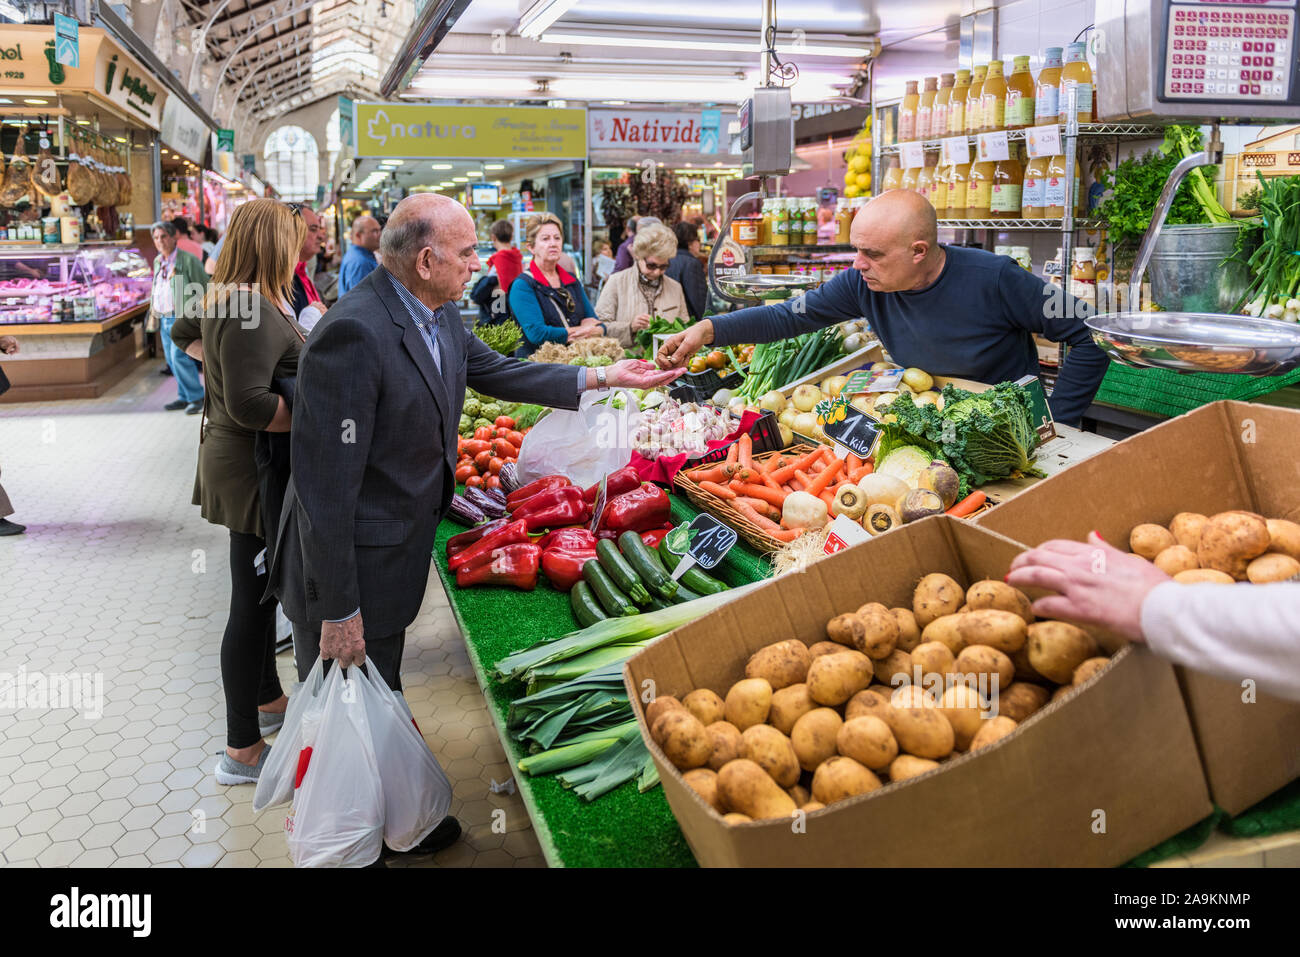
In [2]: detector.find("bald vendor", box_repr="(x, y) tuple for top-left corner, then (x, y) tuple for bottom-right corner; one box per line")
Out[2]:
(657, 190), (1108, 425)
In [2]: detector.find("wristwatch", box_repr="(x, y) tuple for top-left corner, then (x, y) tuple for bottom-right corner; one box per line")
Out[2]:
(595, 365), (609, 391)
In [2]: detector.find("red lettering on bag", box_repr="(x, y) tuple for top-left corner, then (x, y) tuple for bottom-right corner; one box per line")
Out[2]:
(293, 746), (313, 789)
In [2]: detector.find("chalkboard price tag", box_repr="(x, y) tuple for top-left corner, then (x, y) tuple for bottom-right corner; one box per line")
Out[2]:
(815, 396), (882, 460)
(666, 514), (737, 580)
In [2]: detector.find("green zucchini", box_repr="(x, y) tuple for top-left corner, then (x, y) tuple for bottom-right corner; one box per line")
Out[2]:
(656, 539), (729, 596)
(570, 581), (607, 628)
(617, 532), (678, 600)
(582, 559), (638, 616)
(670, 583), (703, 604)
(643, 594), (673, 611)
(595, 538), (651, 605)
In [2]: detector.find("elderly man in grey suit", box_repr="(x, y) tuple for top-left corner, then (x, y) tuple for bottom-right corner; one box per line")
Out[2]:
(269, 193), (680, 862)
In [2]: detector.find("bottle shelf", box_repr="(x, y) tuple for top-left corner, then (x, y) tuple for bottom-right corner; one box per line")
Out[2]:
(878, 123), (1166, 155)
(936, 219), (1104, 230)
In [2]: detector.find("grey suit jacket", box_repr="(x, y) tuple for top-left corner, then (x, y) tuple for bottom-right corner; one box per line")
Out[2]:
(269, 266), (582, 636)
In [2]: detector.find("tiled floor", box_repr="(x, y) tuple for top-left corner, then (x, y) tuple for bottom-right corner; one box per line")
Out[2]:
(0, 358), (544, 867)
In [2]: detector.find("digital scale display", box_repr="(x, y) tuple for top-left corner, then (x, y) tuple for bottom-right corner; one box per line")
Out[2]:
(1161, 0), (1298, 103)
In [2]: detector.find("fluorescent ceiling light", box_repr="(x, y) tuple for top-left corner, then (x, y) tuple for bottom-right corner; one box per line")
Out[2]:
(484, 163), (505, 171)
(23, 98), (48, 105)
(539, 28), (873, 58)
(431, 163), (454, 170)
(440, 181), (455, 187)
(517, 0), (581, 40)
(452, 176), (468, 182)
(467, 171), (483, 178)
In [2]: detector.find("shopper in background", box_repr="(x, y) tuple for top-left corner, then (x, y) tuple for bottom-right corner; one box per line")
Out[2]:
(656, 190), (1108, 426)
(148, 220), (208, 414)
(205, 231), (225, 277)
(289, 204), (327, 332)
(591, 241), (616, 295)
(0, 333), (22, 536)
(596, 221), (690, 348)
(1007, 533), (1300, 702)
(170, 199), (305, 784)
(666, 220), (707, 323)
(338, 214), (381, 298)
(200, 226), (219, 263)
(615, 215), (663, 273)
(487, 219), (523, 295)
(509, 212), (600, 357)
(171, 216), (205, 261)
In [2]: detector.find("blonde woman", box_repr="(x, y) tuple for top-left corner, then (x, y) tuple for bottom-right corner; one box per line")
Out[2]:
(595, 221), (690, 348)
(509, 212), (600, 356)
(171, 199), (307, 785)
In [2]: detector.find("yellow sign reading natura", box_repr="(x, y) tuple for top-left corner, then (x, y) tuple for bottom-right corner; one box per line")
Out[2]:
(356, 103), (587, 159)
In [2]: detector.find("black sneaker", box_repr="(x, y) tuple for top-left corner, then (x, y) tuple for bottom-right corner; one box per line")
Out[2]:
(164, 398), (188, 411)
(0, 518), (25, 536)
(381, 816), (462, 860)
(159, 365), (173, 376)
(185, 401), (203, 415)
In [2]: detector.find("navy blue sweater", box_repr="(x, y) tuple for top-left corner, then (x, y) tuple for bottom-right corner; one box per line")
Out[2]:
(711, 245), (1109, 425)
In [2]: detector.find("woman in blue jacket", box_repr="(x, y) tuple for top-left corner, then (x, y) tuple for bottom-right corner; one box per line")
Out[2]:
(508, 213), (604, 356)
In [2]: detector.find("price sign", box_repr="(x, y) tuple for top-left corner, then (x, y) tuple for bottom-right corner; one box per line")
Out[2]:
(588, 474), (609, 533)
(977, 130), (1011, 162)
(842, 368), (903, 395)
(665, 514), (737, 580)
(1026, 125), (1062, 159)
(823, 514), (871, 554)
(814, 396), (882, 460)
(940, 135), (971, 168)
(1015, 374), (1057, 447)
(899, 141), (926, 170)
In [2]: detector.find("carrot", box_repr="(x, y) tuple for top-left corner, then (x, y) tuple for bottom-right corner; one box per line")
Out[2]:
(787, 478), (805, 492)
(806, 458), (844, 497)
(725, 441), (739, 467)
(686, 465), (728, 484)
(819, 490), (836, 510)
(808, 458), (827, 473)
(738, 433), (753, 471)
(737, 497), (780, 522)
(769, 449), (823, 484)
(767, 528), (804, 542)
(736, 500), (783, 532)
(731, 482), (786, 508)
(846, 452), (865, 472)
(848, 463), (874, 483)
(793, 469), (814, 488)
(946, 490), (988, 518)
(760, 472), (783, 492)
(761, 453), (787, 475)
(700, 480), (737, 499)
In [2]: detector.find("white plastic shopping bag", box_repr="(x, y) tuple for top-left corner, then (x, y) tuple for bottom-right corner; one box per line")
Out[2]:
(253, 657), (327, 813)
(516, 389), (642, 489)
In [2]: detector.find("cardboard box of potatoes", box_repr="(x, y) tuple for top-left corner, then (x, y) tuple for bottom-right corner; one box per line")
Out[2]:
(625, 517), (1212, 867)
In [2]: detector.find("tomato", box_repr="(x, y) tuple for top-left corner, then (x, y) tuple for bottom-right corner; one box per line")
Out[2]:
(489, 438), (512, 459)
(488, 456), (504, 475)
(474, 426), (493, 442)
(473, 450), (493, 470)
(505, 430), (524, 447)
(461, 439), (491, 456)
(455, 463), (475, 483)
(485, 474), (502, 491)
(465, 474), (484, 489)
(494, 416), (516, 430)
(493, 426), (510, 439)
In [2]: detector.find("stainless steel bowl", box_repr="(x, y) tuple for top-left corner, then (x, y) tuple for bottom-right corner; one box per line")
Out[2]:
(1087, 312), (1300, 376)
(715, 273), (822, 301)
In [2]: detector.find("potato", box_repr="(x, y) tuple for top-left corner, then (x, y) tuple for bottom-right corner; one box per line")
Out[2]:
(740, 724), (801, 788)
(1072, 657), (1110, 686)
(891, 607), (922, 652)
(705, 721), (743, 771)
(1197, 510), (1271, 580)
(745, 639), (812, 690)
(1169, 511), (1208, 551)
(683, 768), (724, 812)
(1174, 568), (1236, 584)
(1266, 518), (1300, 561)
(913, 573), (965, 627)
(851, 602), (900, 659)
(1010, 643), (1044, 682)
(717, 759), (797, 820)
(1026, 622), (1099, 685)
(1247, 552), (1300, 583)
(724, 678), (773, 731)
(910, 640), (957, 681)
(919, 613), (967, 654)
(722, 812), (753, 825)
(954, 644), (1015, 692)
(845, 688), (892, 724)
(969, 715), (1017, 752)
(768, 683), (816, 736)
(787, 784), (811, 806)
(826, 613), (865, 648)
(808, 640), (844, 659)
(682, 688), (725, 726)
(811, 755), (882, 805)
(889, 695), (955, 759)
(1051, 684), (1074, 703)
(800, 801), (826, 813)
(888, 754), (941, 782)
(888, 683), (937, 711)
(965, 580), (1035, 624)
(836, 715), (898, 770)
(806, 651), (874, 706)
(1130, 523), (1176, 560)
(957, 608), (1028, 654)
(646, 695), (685, 736)
(939, 683), (988, 750)
(1154, 544), (1200, 577)
(655, 710), (712, 770)
(791, 708), (844, 772)
(872, 649), (914, 687)
(998, 682), (1050, 723)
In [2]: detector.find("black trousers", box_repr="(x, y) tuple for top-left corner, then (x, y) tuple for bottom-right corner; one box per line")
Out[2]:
(291, 622), (406, 693)
(224, 530), (286, 749)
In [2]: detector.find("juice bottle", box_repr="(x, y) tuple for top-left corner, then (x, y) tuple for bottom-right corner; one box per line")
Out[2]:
(836, 197), (852, 243)
(1004, 55), (1035, 130)
(760, 199), (773, 244)
(771, 196), (789, 245)
(803, 199), (819, 245)
(901, 165), (921, 193)
(990, 146), (1025, 219)
(931, 73), (955, 139)
(1022, 153), (1050, 218)
(916, 165), (935, 206)
(1058, 41), (1094, 125)
(947, 69), (971, 140)
(1035, 47), (1064, 125)
(1043, 153), (1082, 218)
(899, 80), (920, 142)
(930, 163), (950, 214)
(965, 64), (988, 134)
(967, 159), (995, 218)
(881, 160), (904, 193)
(917, 76), (938, 140)
(980, 59), (1007, 134)
(947, 162), (971, 219)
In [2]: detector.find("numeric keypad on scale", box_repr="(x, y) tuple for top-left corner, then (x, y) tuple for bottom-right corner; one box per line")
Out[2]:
(1166, 5), (1294, 99)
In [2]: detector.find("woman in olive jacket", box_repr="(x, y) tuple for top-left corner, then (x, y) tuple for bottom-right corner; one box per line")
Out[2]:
(171, 199), (307, 785)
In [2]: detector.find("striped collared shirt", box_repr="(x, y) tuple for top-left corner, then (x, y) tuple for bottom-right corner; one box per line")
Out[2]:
(387, 269), (443, 373)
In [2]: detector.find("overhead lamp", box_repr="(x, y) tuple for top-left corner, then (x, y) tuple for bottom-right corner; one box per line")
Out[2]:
(452, 176), (468, 182)
(483, 163), (505, 171)
(23, 98), (48, 105)
(517, 0), (581, 40)
(383, 159), (406, 166)
(440, 181), (455, 187)
(75, 118), (90, 125)
(467, 171), (483, 178)
(602, 100), (627, 106)
(431, 163), (454, 170)
(538, 27), (874, 58)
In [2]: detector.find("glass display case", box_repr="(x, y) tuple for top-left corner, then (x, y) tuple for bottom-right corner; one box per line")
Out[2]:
(0, 244), (152, 326)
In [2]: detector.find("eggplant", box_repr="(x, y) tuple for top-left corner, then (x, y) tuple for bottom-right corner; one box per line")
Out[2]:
(485, 487), (507, 507)
(463, 486), (506, 519)
(498, 462), (522, 495)
(448, 493), (486, 526)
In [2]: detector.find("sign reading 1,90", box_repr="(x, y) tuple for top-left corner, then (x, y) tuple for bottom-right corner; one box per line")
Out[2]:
(666, 514), (737, 578)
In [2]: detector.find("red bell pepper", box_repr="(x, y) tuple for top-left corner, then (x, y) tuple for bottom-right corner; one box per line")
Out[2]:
(523, 496), (589, 532)
(447, 519), (529, 573)
(639, 525), (674, 549)
(537, 527), (598, 552)
(582, 466), (641, 505)
(506, 475), (570, 510)
(446, 518), (508, 557)
(455, 543), (541, 589)
(599, 483), (672, 534)
(541, 547), (598, 591)
(511, 485), (584, 520)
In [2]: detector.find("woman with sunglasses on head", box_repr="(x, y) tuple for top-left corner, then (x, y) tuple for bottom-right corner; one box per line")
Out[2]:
(509, 212), (601, 357)
(594, 221), (691, 349)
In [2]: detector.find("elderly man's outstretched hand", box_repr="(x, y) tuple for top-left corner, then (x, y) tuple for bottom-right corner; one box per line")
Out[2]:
(606, 358), (685, 390)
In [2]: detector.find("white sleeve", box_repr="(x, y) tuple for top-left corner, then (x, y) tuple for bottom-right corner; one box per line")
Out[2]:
(1140, 581), (1300, 701)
